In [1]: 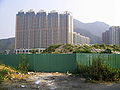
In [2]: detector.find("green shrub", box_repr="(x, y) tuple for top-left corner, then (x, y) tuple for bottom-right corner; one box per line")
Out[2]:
(92, 44), (107, 49)
(64, 44), (73, 49)
(73, 48), (91, 53)
(30, 49), (38, 54)
(18, 55), (29, 73)
(0, 69), (9, 83)
(101, 48), (112, 54)
(111, 45), (120, 52)
(41, 44), (120, 53)
(77, 56), (120, 81)
(43, 44), (61, 53)
(92, 44), (100, 49)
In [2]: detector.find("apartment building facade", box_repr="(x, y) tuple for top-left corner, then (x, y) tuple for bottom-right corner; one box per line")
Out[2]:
(15, 10), (73, 53)
(102, 26), (120, 46)
(73, 32), (90, 45)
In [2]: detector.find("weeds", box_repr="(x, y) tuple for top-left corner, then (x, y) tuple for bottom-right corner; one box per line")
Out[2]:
(0, 69), (9, 83)
(43, 44), (61, 53)
(18, 55), (29, 73)
(77, 56), (120, 82)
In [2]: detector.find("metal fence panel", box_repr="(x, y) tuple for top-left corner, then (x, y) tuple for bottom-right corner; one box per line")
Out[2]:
(76, 53), (120, 69)
(0, 54), (76, 72)
(0, 54), (20, 67)
(33, 54), (76, 72)
(1, 53), (120, 72)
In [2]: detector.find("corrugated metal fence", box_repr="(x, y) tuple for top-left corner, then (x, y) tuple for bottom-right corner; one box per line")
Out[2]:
(0, 53), (120, 72)
(0, 54), (76, 72)
(76, 53), (120, 68)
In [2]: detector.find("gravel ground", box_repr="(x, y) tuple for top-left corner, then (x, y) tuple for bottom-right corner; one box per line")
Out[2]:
(1, 72), (120, 90)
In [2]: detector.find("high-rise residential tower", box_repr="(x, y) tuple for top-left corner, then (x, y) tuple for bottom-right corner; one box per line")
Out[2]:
(36, 10), (47, 48)
(102, 26), (120, 46)
(47, 10), (59, 46)
(59, 11), (73, 44)
(15, 10), (73, 53)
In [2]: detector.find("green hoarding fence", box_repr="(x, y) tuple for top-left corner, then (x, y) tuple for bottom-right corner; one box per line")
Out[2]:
(0, 54), (20, 67)
(76, 53), (120, 69)
(0, 54), (77, 72)
(0, 53), (120, 72)
(32, 54), (76, 72)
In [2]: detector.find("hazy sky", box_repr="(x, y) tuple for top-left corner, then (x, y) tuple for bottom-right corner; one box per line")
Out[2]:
(0, 0), (120, 39)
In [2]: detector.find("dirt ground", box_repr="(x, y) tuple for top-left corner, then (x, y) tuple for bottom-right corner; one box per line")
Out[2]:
(1, 72), (120, 90)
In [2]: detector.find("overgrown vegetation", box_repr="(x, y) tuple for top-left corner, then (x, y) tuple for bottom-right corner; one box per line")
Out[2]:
(42, 44), (62, 53)
(76, 56), (120, 82)
(0, 64), (29, 83)
(0, 69), (9, 83)
(101, 48), (112, 54)
(18, 55), (29, 73)
(73, 45), (92, 53)
(43, 44), (120, 54)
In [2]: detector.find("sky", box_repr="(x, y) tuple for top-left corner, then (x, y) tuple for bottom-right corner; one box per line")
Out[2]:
(0, 0), (120, 39)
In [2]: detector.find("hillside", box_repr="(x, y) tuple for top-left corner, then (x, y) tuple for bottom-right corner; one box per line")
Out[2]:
(73, 19), (109, 37)
(43, 44), (120, 54)
(74, 28), (102, 44)
(0, 38), (15, 53)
